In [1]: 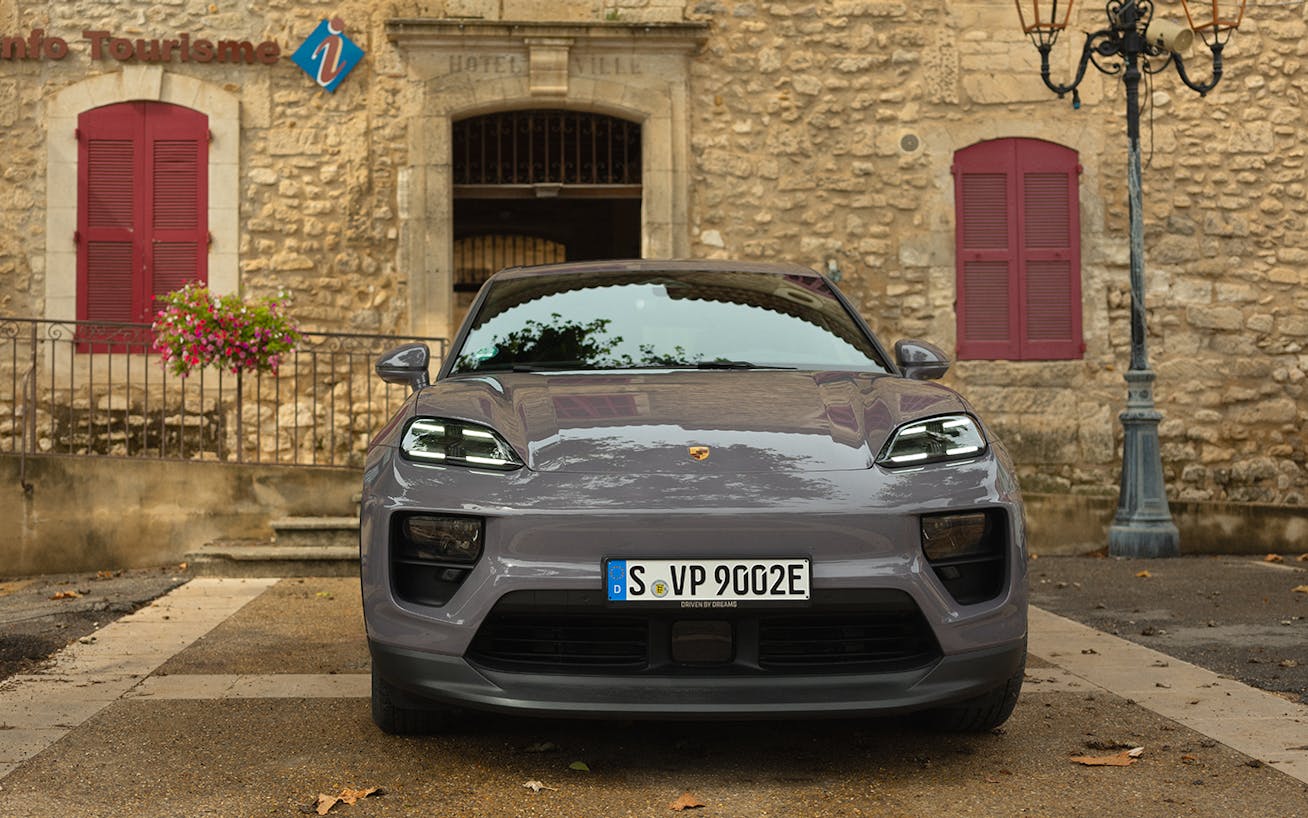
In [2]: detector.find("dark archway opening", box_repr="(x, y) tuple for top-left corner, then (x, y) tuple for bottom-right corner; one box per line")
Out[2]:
(452, 109), (642, 319)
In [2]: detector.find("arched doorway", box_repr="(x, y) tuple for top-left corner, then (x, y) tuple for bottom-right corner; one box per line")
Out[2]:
(451, 109), (642, 321)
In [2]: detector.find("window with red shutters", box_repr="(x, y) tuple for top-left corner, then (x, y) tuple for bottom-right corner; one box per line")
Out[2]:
(953, 138), (1083, 361)
(77, 102), (208, 345)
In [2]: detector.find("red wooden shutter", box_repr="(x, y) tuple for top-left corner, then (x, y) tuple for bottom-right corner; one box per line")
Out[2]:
(954, 140), (1020, 359)
(145, 104), (208, 304)
(78, 106), (139, 327)
(1018, 142), (1082, 359)
(77, 102), (208, 340)
(954, 138), (1082, 361)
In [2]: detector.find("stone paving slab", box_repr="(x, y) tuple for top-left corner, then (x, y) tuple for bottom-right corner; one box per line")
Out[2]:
(128, 673), (371, 700)
(0, 577), (276, 774)
(1030, 606), (1308, 784)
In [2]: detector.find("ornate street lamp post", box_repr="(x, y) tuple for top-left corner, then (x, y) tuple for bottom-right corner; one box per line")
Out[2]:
(1014, 0), (1246, 557)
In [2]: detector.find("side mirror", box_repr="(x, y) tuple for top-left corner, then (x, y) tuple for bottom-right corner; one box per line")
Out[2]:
(376, 343), (430, 391)
(894, 339), (950, 380)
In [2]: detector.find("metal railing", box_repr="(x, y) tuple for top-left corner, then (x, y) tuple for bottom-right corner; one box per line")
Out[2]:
(1, 318), (446, 469)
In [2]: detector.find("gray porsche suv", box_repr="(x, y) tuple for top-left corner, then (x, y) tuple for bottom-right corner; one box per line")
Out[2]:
(361, 260), (1027, 733)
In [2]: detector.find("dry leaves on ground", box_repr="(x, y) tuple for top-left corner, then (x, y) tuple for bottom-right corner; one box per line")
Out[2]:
(50, 590), (81, 600)
(307, 786), (383, 815)
(1292, 586), (1308, 595)
(568, 761), (590, 772)
(670, 792), (706, 811)
(1070, 747), (1144, 767)
(1264, 554), (1284, 563)
(1297, 554), (1308, 563)
(1135, 570), (1151, 579)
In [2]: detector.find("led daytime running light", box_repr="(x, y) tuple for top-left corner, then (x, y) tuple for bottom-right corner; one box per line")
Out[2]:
(400, 417), (524, 471)
(877, 414), (987, 468)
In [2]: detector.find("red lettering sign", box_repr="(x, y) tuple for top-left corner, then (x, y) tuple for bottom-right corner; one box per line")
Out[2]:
(0, 29), (279, 63)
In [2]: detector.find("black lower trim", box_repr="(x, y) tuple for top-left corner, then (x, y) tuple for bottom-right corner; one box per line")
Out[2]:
(368, 636), (1027, 720)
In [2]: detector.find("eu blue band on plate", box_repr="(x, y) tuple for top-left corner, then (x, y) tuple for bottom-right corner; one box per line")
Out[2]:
(606, 560), (627, 601)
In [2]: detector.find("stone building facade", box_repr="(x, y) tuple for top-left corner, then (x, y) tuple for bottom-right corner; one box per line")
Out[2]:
(0, 0), (1305, 527)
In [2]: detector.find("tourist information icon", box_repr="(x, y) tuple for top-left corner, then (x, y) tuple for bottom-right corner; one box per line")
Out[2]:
(291, 18), (363, 93)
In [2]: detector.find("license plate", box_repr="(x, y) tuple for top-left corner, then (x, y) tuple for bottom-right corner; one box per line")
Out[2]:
(605, 558), (810, 603)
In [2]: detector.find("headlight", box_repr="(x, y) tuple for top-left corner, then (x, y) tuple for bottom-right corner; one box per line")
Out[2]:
(400, 417), (524, 470)
(876, 414), (987, 468)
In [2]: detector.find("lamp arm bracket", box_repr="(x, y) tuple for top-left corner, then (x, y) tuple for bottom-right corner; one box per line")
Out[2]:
(1039, 30), (1114, 98)
(1172, 43), (1225, 96)
(1142, 52), (1174, 75)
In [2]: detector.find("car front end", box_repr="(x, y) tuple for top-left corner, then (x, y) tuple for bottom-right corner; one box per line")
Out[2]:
(361, 260), (1027, 731)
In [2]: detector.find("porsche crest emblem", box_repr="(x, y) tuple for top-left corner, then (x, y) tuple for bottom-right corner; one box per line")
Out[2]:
(688, 446), (710, 461)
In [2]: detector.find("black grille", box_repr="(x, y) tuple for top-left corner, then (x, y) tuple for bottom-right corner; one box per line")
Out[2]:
(468, 613), (647, 670)
(466, 590), (940, 675)
(758, 612), (936, 670)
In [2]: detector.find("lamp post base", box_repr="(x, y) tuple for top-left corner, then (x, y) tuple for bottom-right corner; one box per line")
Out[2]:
(1108, 369), (1180, 558)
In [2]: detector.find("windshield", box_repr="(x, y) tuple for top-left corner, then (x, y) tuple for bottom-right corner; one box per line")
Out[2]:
(449, 269), (891, 375)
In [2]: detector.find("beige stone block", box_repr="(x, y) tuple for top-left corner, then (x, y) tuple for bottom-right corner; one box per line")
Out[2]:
(1188, 304), (1244, 331)
(503, 0), (597, 21)
(1279, 315), (1308, 337)
(210, 252), (239, 295)
(117, 64), (165, 102)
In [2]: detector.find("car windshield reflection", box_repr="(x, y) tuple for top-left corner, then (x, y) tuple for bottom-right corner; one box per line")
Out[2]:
(450, 270), (890, 375)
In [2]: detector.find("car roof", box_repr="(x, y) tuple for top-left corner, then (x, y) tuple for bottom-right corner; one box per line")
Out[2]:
(490, 258), (819, 281)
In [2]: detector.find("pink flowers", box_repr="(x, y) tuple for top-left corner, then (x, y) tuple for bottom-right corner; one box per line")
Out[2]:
(152, 284), (301, 378)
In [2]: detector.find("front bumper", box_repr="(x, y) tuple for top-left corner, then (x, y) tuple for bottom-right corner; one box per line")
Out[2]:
(362, 445), (1027, 717)
(370, 636), (1027, 718)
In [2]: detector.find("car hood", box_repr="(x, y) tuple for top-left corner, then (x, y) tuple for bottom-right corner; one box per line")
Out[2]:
(413, 370), (968, 474)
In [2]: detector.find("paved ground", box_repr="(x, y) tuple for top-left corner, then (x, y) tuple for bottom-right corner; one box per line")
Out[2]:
(1, 560), (1306, 816)
(1029, 555), (1307, 700)
(0, 567), (187, 681)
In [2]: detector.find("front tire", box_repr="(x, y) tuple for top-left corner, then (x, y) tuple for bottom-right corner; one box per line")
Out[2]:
(370, 665), (453, 735)
(926, 657), (1025, 733)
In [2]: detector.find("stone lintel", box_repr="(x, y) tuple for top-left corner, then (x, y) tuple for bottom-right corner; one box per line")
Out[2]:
(385, 19), (709, 56)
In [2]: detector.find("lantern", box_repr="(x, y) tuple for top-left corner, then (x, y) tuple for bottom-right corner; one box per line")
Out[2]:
(1015, 0), (1076, 49)
(1178, 0), (1247, 46)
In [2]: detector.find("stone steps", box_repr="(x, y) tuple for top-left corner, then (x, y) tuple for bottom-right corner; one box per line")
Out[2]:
(188, 503), (361, 577)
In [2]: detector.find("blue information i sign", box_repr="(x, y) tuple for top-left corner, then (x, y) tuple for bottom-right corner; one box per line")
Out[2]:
(291, 17), (364, 93)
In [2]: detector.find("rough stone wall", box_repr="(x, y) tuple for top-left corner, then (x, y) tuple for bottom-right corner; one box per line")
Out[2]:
(684, 1), (1308, 506)
(0, 0), (417, 333)
(0, 0), (1305, 507)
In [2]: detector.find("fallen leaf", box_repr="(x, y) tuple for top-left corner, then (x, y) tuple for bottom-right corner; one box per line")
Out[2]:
(1297, 554), (1308, 563)
(1292, 586), (1308, 595)
(315, 591), (334, 600)
(1070, 747), (1144, 767)
(524, 741), (558, 753)
(50, 590), (81, 600)
(568, 761), (590, 772)
(178, 562), (188, 571)
(522, 780), (557, 793)
(1280, 659), (1299, 668)
(310, 786), (382, 815)
(1135, 570), (1151, 579)
(1264, 554), (1284, 563)
(670, 792), (706, 811)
